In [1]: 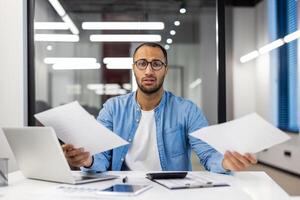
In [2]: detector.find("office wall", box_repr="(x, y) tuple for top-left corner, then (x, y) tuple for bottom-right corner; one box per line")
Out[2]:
(230, 0), (272, 121)
(0, 0), (27, 172)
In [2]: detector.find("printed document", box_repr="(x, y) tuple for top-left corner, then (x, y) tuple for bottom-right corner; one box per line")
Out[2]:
(191, 113), (290, 154)
(34, 101), (128, 154)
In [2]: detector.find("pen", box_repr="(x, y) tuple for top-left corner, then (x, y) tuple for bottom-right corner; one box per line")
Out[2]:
(122, 176), (128, 183)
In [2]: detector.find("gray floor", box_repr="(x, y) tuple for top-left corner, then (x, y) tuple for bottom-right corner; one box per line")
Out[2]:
(191, 153), (300, 196)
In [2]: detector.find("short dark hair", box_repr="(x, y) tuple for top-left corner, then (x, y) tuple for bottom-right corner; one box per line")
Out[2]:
(133, 42), (168, 65)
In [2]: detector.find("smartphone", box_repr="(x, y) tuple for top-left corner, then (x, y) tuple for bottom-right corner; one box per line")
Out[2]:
(97, 184), (152, 196)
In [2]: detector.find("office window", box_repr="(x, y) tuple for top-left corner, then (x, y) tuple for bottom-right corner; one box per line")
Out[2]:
(30, 0), (224, 125)
(274, 0), (299, 132)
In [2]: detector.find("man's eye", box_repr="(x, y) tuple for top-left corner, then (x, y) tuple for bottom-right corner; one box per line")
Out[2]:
(152, 61), (162, 67)
(137, 61), (146, 66)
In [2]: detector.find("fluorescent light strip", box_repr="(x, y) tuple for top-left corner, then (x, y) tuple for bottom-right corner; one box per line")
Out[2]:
(189, 78), (202, 89)
(62, 14), (79, 35)
(103, 57), (133, 69)
(283, 30), (300, 43)
(44, 57), (97, 64)
(103, 57), (132, 64)
(35, 34), (79, 42)
(87, 84), (104, 90)
(258, 39), (284, 54)
(106, 63), (132, 69)
(90, 34), (161, 42)
(48, 0), (66, 17)
(82, 22), (164, 30)
(240, 51), (259, 63)
(52, 63), (101, 70)
(34, 22), (69, 30)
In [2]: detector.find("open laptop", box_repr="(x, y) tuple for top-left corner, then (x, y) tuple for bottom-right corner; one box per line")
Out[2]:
(2, 127), (118, 184)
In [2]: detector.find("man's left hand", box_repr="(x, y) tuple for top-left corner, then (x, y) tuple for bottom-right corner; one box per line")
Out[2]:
(222, 151), (257, 171)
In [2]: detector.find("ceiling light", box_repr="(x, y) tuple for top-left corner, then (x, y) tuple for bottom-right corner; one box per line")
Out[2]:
(283, 30), (300, 43)
(180, 8), (186, 14)
(240, 51), (259, 63)
(179, 2), (187, 14)
(90, 34), (161, 42)
(166, 38), (173, 44)
(170, 30), (176, 35)
(189, 78), (202, 89)
(35, 34), (79, 42)
(52, 63), (101, 70)
(62, 15), (79, 35)
(103, 57), (132, 64)
(258, 39), (284, 54)
(174, 21), (180, 26)
(82, 22), (164, 30)
(46, 45), (53, 51)
(122, 83), (132, 90)
(48, 0), (66, 17)
(87, 84), (104, 90)
(164, 44), (170, 50)
(34, 22), (69, 30)
(44, 57), (97, 64)
(103, 57), (133, 69)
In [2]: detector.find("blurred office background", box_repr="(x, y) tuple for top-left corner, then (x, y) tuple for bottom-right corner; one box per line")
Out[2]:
(0, 0), (300, 195)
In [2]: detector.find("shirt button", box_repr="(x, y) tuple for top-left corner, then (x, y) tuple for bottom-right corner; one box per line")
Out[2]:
(136, 119), (139, 122)
(128, 138), (132, 142)
(121, 158), (124, 162)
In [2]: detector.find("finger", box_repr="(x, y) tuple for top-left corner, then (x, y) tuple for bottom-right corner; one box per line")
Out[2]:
(226, 151), (245, 170)
(245, 153), (257, 164)
(70, 153), (90, 166)
(232, 151), (251, 167)
(62, 144), (74, 152)
(224, 151), (242, 171)
(66, 148), (84, 157)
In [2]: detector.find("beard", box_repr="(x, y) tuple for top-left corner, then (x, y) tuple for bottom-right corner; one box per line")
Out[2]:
(135, 74), (165, 95)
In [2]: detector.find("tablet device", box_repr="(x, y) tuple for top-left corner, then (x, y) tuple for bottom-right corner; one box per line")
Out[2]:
(97, 184), (152, 196)
(146, 172), (187, 180)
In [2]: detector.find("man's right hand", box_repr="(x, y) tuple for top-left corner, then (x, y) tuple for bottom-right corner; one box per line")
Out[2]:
(62, 144), (93, 168)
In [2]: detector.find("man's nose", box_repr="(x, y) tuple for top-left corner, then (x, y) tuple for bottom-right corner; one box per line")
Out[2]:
(144, 63), (154, 74)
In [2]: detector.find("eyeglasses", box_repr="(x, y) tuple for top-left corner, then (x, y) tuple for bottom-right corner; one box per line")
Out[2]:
(133, 59), (166, 71)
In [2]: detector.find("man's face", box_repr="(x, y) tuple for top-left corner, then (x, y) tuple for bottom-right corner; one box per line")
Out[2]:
(133, 46), (168, 94)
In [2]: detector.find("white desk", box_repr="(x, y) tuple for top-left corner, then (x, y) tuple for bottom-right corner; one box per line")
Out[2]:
(0, 171), (291, 200)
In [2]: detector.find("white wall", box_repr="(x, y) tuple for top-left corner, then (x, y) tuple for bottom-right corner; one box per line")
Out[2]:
(0, 0), (27, 172)
(231, 0), (272, 121)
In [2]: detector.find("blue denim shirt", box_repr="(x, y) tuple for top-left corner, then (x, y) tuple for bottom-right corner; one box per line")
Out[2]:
(82, 91), (227, 173)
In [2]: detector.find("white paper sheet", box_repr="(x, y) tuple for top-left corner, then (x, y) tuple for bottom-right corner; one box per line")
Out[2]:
(191, 113), (290, 154)
(34, 101), (128, 155)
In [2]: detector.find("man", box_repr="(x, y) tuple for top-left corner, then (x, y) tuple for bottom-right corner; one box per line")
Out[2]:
(63, 42), (257, 173)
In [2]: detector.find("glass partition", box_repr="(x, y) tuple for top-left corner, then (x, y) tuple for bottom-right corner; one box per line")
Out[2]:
(32, 0), (221, 125)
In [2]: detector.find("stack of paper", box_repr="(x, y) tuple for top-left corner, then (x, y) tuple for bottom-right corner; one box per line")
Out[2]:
(191, 113), (290, 154)
(34, 101), (128, 155)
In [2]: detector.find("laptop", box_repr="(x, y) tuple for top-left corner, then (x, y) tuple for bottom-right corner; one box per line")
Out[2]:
(2, 127), (118, 184)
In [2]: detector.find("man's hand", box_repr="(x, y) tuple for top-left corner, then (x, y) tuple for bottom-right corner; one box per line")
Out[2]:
(222, 151), (257, 171)
(62, 144), (93, 168)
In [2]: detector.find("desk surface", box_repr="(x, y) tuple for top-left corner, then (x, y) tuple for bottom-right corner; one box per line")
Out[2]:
(0, 171), (292, 200)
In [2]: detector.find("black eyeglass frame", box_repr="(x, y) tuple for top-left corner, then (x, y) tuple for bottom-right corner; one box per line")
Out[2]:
(133, 59), (167, 71)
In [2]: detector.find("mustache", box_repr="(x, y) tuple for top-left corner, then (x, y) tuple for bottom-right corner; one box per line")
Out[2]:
(142, 76), (157, 81)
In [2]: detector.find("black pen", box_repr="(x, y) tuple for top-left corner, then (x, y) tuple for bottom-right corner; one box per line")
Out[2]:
(122, 176), (128, 183)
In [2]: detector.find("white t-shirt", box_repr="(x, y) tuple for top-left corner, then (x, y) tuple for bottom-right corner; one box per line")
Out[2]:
(125, 110), (162, 171)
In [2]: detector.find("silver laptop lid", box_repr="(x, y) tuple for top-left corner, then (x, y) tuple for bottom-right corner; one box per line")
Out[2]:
(2, 127), (75, 184)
